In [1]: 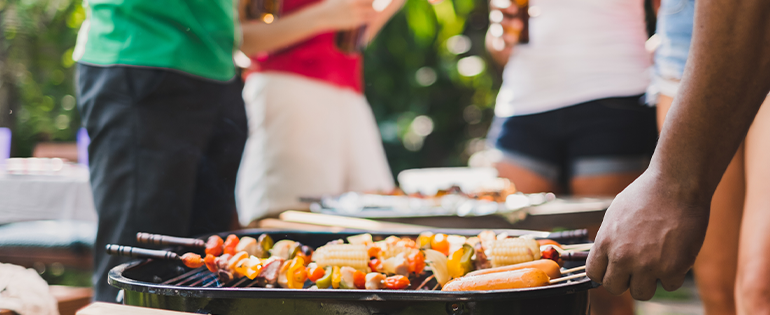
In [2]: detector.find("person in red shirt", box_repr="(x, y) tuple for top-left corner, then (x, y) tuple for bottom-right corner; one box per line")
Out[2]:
(235, 0), (402, 225)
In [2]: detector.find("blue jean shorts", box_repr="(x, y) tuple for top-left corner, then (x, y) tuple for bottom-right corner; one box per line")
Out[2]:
(487, 96), (657, 185)
(649, 0), (695, 99)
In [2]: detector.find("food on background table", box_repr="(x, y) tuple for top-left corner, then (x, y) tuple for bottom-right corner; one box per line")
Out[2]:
(145, 230), (585, 292)
(383, 180), (517, 203)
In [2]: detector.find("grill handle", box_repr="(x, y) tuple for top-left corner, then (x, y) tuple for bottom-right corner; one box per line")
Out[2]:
(136, 232), (205, 247)
(561, 251), (589, 261)
(545, 229), (588, 242)
(106, 244), (179, 261)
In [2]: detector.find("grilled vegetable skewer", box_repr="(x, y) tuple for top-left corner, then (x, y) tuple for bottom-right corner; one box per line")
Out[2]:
(105, 244), (204, 269)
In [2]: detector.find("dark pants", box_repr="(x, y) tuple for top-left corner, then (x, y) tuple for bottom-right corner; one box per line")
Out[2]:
(76, 64), (248, 302)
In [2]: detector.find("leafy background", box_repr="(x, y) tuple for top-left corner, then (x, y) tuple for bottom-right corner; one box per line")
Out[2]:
(0, 0), (499, 178)
(0, 0), (85, 156)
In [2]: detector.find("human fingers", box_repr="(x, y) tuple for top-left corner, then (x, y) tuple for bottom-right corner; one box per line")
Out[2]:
(628, 273), (657, 301)
(585, 243), (608, 285)
(601, 255), (631, 295)
(659, 271), (686, 292)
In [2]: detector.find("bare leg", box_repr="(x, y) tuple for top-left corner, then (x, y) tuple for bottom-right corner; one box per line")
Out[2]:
(659, 93), (743, 315)
(736, 97), (770, 315)
(494, 160), (560, 194)
(572, 172), (641, 315)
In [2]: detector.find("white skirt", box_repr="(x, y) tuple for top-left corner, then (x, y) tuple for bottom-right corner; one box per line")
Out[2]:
(236, 72), (395, 225)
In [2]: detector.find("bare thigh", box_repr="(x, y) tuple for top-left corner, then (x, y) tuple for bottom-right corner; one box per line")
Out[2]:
(736, 97), (770, 315)
(571, 173), (642, 197)
(494, 160), (560, 194)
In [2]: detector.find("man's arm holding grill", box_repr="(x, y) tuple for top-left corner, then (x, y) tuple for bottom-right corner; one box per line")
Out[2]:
(586, 0), (770, 301)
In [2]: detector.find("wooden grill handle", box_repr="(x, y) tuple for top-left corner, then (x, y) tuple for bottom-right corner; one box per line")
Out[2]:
(106, 244), (179, 261)
(561, 251), (589, 261)
(136, 232), (205, 247)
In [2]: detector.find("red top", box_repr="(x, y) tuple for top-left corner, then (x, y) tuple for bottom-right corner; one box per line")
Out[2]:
(247, 0), (363, 93)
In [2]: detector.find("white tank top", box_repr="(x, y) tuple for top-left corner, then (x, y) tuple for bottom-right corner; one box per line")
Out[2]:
(494, 0), (651, 117)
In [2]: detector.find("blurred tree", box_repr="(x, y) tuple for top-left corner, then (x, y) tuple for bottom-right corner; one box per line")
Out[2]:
(1, 0), (498, 175)
(364, 0), (499, 178)
(0, 0), (84, 156)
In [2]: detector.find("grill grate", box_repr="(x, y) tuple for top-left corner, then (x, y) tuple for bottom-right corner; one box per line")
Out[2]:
(161, 268), (268, 288)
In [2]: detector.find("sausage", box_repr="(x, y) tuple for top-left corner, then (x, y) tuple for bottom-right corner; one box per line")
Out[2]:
(258, 258), (285, 284)
(464, 259), (561, 280)
(441, 268), (549, 291)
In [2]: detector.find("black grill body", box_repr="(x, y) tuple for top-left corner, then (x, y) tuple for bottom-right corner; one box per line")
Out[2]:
(109, 230), (597, 315)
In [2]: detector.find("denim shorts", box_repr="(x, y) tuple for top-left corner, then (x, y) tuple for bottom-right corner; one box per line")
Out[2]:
(649, 0), (695, 99)
(487, 95), (658, 185)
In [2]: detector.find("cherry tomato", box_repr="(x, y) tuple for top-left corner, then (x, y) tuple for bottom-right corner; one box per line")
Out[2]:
(384, 275), (410, 290)
(307, 265), (326, 282)
(431, 233), (450, 256)
(369, 258), (383, 272)
(407, 250), (426, 274)
(203, 254), (217, 272)
(541, 246), (561, 262)
(205, 235), (223, 256)
(537, 239), (562, 249)
(223, 234), (240, 256)
(353, 270), (367, 289)
(368, 246), (382, 258)
(181, 253), (203, 269)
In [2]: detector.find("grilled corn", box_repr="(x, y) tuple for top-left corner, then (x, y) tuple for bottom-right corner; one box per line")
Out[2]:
(313, 244), (369, 272)
(486, 237), (540, 267)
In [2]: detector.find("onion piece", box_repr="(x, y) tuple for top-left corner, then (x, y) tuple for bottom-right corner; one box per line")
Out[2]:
(423, 249), (450, 286)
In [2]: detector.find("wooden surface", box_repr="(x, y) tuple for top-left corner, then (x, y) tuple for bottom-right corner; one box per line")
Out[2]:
(50, 286), (92, 315)
(77, 303), (197, 315)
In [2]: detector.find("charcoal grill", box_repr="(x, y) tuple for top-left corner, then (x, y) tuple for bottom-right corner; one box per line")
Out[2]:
(109, 229), (598, 315)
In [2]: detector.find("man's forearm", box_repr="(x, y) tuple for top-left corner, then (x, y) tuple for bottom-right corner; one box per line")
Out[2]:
(652, 0), (770, 202)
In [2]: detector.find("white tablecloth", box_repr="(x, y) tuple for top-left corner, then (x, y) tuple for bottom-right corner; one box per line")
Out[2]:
(0, 163), (96, 224)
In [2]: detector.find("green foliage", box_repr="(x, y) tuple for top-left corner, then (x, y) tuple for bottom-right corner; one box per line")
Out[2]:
(0, 0), (83, 156)
(364, 0), (498, 177)
(1, 0), (499, 176)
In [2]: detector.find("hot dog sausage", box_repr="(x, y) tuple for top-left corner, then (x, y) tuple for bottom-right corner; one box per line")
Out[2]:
(442, 268), (550, 291)
(441, 268), (549, 291)
(464, 259), (561, 280)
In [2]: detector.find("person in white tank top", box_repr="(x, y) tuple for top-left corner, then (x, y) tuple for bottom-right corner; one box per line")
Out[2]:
(484, 0), (656, 314)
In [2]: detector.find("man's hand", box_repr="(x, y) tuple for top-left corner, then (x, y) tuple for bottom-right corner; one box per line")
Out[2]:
(586, 170), (710, 300)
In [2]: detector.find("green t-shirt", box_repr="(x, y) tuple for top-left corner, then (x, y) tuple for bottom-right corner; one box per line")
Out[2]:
(76, 0), (238, 82)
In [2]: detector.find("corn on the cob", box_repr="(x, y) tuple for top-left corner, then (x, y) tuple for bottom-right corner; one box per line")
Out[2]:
(313, 244), (369, 272)
(486, 237), (540, 267)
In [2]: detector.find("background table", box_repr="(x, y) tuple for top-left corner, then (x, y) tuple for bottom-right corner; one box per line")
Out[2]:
(0, 163), (96, 224)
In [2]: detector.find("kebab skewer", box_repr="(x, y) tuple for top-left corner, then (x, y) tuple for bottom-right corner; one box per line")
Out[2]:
(115, 229), (591, 291)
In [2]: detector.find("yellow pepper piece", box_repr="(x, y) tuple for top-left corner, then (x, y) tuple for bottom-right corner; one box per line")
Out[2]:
(233, 258), (250, 278)
(245, 256), (263, 280)
(287, 257), (307, 289)
(332, 266), (341, 289)
(447, 244), (474, 279)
